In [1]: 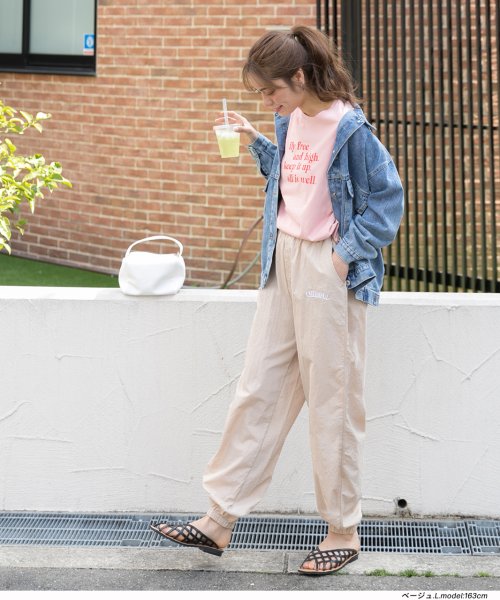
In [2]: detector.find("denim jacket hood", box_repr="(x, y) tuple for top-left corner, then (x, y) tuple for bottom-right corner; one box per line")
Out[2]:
(248, 105), (404, 306)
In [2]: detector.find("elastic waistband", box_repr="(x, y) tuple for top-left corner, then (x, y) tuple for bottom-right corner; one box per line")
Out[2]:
(277, 229), (336, 249)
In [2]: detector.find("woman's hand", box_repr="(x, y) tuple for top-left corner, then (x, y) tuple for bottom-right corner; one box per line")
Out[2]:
(331, 250), (349, 282)
(215, 111), (259, 143)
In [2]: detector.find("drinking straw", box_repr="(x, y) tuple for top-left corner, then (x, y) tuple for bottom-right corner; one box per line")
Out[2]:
(222, 98), (229, 127)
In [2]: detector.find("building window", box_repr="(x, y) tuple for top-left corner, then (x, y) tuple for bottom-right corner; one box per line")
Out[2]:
(0, 0), (96, 75)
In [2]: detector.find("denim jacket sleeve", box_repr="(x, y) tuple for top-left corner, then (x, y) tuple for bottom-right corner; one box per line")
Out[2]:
(334, 133), (404, 265)
(248, 134), (278, 179)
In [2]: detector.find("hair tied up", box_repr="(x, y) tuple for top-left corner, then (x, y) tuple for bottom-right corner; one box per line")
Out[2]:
(242, 25), (360, 105)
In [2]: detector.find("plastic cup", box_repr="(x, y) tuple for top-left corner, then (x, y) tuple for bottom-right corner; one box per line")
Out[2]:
(213, 124), (240, 158)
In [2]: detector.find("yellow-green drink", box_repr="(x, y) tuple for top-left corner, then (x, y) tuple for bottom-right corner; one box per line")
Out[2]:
(214, 125), (240, 158)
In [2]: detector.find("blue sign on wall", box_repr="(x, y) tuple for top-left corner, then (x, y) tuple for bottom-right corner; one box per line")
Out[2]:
(83, 34), (95, 55)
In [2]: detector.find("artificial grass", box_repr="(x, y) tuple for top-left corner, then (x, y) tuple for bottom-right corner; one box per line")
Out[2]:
(0, 253), (119, 287)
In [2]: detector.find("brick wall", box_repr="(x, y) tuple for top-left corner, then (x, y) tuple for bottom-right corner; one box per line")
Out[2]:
(1, 0), (315, 288)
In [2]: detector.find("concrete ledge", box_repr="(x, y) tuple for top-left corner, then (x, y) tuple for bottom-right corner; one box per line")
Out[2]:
(0, 286), (258, 302)
(1, 286), (499, 305)
(1, 287), (500, 518)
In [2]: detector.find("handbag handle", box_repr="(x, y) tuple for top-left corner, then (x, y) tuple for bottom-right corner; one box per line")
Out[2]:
(125, 235), (183, 257)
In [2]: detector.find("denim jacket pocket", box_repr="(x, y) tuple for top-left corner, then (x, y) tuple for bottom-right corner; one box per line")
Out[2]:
(355, 198), (368, 215)
(347, 176), (372, 216)
(351, 177), (369, 216)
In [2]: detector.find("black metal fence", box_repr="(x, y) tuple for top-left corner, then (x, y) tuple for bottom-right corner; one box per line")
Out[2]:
(318, 0), (500, 292)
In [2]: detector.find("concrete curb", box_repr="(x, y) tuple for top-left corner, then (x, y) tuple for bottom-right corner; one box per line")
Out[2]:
(1, 546), (499, 577)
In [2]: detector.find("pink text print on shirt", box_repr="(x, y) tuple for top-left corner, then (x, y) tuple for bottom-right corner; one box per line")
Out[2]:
(283, 141), (319, 185)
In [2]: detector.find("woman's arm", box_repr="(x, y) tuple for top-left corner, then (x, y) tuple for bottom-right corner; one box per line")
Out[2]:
(335, 135), (404, 265)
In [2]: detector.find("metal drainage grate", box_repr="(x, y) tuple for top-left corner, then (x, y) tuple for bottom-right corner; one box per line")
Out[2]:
(230, 516), (327, 551)
(0, 512), (189, 548)
(467, 520), (500, 555)
(0, 512), (498, 555)
(229, 517), (471, 554)
(360, 519), (470, 555)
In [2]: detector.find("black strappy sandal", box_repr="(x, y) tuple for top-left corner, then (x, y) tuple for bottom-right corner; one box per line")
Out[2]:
(297, 547), (359, 576)
(149, 522), (224, 557)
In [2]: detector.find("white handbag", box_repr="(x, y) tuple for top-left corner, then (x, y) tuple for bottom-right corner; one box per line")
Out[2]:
(118, 235), (186, 296)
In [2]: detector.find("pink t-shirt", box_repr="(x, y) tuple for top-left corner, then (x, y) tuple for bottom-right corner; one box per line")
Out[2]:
(277, 100), (353, 241)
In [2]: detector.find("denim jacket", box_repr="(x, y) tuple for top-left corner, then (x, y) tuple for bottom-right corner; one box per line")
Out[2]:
(248, 105), (404, 306)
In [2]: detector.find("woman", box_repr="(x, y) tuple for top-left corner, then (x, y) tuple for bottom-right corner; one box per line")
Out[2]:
(151, 25), (404, 576)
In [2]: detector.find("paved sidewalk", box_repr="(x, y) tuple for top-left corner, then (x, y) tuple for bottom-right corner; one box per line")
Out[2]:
(0, 546), (499, 592)
(1, 568), (500, 592)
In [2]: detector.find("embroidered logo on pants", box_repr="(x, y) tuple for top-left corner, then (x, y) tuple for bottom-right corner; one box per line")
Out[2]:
(305, 290), (331, 300)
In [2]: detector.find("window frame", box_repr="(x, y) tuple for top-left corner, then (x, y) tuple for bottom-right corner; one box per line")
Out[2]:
(0, 0), (97, 75)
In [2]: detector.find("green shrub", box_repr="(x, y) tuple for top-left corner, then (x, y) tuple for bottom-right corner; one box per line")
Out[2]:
(0, 100), (71, 253)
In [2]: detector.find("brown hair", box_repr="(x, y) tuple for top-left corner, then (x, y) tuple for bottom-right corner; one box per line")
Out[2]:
(242, 25), (360, 105)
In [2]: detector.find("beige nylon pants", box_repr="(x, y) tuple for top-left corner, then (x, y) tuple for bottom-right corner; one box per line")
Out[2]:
(203, 231), (367, 534)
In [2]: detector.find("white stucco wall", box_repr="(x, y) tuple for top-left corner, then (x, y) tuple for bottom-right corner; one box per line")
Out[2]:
(1, 287), (499, 518)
